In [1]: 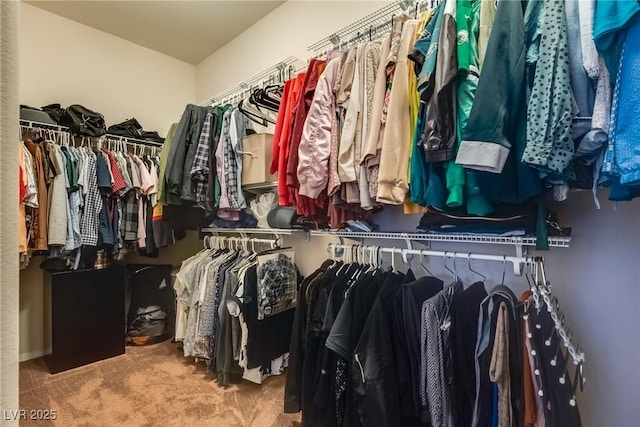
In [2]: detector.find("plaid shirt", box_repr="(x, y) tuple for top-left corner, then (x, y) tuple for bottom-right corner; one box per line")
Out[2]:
(191, 111), (213, 209)
(257, 253), (297, 319)
(80, 153), (102, 246)
(123, 190), (138, 242)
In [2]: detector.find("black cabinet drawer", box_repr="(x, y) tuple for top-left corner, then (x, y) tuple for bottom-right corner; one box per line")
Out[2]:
(46, 266), (125, 374)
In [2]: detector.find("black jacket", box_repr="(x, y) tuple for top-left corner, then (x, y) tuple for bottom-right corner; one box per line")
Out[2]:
(166, 104), (210, 203)
(351, 272), (405, 427)
(421, 8), (459, 163)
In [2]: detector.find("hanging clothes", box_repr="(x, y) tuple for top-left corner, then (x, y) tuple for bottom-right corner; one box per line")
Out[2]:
(165, 104), (211, 204)
(602, 17), (640, 198)
(18, 126), (170, 268)
(361, 32), (392, 203)
(174, 243), (299, 387)
(297, 55), (343, 200)
(24, 140), (48, 250)
(377, 16), (415, 205)
(285, 252), (583, 427)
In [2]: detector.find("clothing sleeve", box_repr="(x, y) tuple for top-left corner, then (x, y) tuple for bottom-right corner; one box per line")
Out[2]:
(325, 290), (354, 360)
(297, 62), (337, 198)
(270, 81), (292, 175)
(283, 279), (308, 413)
(423, 301), (448, 426)
(376, 21), (417, 204)
(456, 0), (525, 174)
(352, 295), (401, 427)
(102, 152), (114, 186)
(361, 33), (391, 166)
(422, 9), (459, 163)
(338, 50), (362, 184)
(135, 157), (155, 194)
(166, 105), (195, 195)
(190, 112), (212, 181)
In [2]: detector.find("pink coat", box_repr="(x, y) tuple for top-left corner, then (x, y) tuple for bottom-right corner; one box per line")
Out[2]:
(296, 56), (343, 199)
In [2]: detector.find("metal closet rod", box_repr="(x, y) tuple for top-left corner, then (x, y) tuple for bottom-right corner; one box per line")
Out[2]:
(328, 243), (537, 275)
(329, 241), (587, 372)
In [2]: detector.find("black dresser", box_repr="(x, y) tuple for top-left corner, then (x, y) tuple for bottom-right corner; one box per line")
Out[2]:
(45, 265), (125, 374)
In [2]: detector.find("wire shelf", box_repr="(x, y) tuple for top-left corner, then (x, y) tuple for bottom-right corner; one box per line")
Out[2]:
(201, 56), (307, 107)
(242, 181), (277, 194)
(310, 230), (572, 248)
(308, 1), (421, 54)
(20, 119), (164, 147)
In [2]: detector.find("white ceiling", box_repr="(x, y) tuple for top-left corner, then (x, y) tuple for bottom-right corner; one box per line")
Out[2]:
(24, 0), (286, 64)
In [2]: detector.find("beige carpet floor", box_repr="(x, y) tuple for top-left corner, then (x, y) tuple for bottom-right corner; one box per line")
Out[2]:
(19, 341), (301, 427)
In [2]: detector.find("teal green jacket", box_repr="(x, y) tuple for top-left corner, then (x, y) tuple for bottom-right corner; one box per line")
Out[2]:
(457, 0), (541, 204)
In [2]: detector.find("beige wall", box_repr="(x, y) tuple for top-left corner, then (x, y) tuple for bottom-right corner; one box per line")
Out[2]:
(18, 3), (199, 361)
(20, 3), (196, 136)
(196, 0), (391, 103)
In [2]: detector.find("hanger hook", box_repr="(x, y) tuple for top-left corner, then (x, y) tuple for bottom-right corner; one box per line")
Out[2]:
(443, 252), (456, 278)
(420, 251), (434, 276)
(452, 253), (460, 281)
(391, 248), (396, 272)
(501, 256), (507, 285)
(467, 253), (486, 282)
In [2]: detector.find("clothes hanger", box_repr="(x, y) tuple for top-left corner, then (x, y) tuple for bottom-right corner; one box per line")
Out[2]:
(500, 255), (507, 286)
(239, 98), (272, 126)
(532, 258), (542, 310)
(524, 258), (534, 290)
(466, 253), (486, 283)
(264, 82), (283, 101)
(390, 248), (397, 272)
(252, 82), (281, 111)
(351, 245), (365, 280)
(366, 246), (377, 273)
(419, 251), (434, 276)
(335, 245), (350, 276)
(238, 99), (276, 127)
(452, 254), (466, 286)
(327, 244), (337, 266)
(251, 86), (281, 112)
(401, 248), (413, 271)
(443, 252), (456, 281)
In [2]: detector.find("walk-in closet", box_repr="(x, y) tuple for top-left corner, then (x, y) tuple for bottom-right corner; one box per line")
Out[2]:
(1, 1), (639, 426)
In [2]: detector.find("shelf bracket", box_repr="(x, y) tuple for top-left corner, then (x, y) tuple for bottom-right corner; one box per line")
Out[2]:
(403, 236), (414, 263)
(331, 236), (345, 257)
(513, 243), (527, 275)
(274, 231), (284, 247)
(515, 243), (527, 259)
